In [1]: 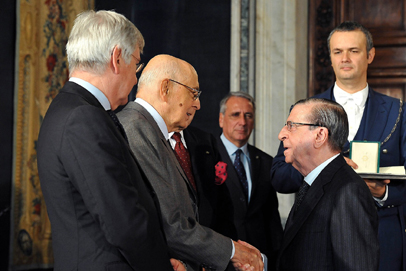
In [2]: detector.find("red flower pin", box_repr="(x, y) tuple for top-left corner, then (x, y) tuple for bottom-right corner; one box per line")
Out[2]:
(215, 161), (228, 185)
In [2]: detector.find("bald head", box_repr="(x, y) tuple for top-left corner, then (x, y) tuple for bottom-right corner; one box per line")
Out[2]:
(136, 54), (201, 132)
(137, 55), (197, 100)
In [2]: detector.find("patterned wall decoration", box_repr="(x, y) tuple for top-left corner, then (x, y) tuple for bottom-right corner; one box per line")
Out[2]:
(11, 0), (94, 269)
(308, 0), (335, 96)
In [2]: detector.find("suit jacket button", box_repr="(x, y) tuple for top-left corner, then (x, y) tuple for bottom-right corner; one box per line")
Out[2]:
(383, 149), (388, 154)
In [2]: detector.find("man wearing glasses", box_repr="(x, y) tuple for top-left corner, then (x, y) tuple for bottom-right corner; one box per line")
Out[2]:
(272, 21), (406, 271)
(276, 98), (379, 271)
(117, 54), (264, 271)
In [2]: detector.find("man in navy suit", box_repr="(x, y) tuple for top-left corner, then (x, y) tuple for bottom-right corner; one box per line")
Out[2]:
(272, 21), (406, 271)
(216, 91), (283, 270)
(276, 98), (379, 270)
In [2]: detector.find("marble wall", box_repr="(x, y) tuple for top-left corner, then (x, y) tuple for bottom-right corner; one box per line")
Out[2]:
(230, 0), (308, 225)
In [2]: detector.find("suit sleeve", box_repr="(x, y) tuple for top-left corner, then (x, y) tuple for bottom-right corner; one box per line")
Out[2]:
(330, 181), (379, 271)
(270, 141), (303, 193)
(122, 115), (232, 270)
(62, 106), (172, 270)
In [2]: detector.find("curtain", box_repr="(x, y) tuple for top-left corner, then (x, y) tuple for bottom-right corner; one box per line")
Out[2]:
(10, 0), (94, 269)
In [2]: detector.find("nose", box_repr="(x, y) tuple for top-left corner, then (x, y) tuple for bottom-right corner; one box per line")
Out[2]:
(194, 98), (201, 110)
(341, 51), (350, 62)
(278, 126), (288, 141)
(238, 114), (247, 125)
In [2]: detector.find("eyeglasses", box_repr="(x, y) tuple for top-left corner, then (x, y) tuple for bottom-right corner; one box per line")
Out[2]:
(285, 121), (323, 131)
(131, 54), (144, 73)
(169, 79), (201, 101)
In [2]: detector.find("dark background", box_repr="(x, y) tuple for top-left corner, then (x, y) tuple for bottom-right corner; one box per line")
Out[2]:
(0, 0), (230, 269)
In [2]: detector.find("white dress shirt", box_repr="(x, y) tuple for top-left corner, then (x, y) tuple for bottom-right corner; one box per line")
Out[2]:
(333, 83), (368, 142)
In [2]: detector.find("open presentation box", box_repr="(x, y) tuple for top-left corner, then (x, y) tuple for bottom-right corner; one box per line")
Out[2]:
(350, 141), (406, 180)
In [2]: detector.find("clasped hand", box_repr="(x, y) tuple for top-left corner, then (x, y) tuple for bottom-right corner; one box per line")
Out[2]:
(231, 240), (264, 271)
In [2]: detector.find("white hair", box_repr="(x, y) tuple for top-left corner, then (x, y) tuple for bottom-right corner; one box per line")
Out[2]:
(66, 10), (144, 76)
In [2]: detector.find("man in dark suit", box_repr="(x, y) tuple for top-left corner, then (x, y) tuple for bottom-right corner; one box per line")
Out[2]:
(117, 54), (264, 271)
(36, 10), (177, 271)
(216, 91), (283, 270)
(276, 98), (379, 270)
(272, 21), (406, 271)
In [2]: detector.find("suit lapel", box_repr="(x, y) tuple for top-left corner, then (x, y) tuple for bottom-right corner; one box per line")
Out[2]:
(217, 138), (249, 211)
(355, 89), (387, 142)
(281, 156), (345, 253)
(183, 129), (203, 193)
(248, 145), (260, 205)
(324, 86), (389, 151)
(131, 103), (198, 201)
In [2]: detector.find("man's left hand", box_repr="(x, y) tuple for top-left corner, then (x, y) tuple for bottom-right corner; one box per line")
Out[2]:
(364, 178), (390, 198)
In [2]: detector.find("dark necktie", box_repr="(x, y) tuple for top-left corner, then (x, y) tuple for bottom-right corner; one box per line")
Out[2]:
(171, 132), (197, 191)
(107, 110), (128, 143)
(233, 149), (248, 201)
(294, 181), (310, 212)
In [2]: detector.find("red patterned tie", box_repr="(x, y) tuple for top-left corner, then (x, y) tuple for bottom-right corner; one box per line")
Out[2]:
(172, 132), (197, 191)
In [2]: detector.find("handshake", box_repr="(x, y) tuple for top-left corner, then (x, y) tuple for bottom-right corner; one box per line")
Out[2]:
(171, 240), (265, 271)
(231, 240), (264, 271)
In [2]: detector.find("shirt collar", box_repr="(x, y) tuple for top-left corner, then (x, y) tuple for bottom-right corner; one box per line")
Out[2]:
(168, 130), (188, 149)
(304, 154), (340, 186)
(220, 133), (249, 158)
(134, 98), (169, 140)
(333, 82), (368, 107)
(70, 77), (111, 110)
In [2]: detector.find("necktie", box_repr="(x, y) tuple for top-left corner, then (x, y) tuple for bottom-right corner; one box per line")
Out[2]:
(293, 181), (310, 212)
(233, 149), (248, 201)
(107, 110), (128, 143)
(172, 132), (197, 191)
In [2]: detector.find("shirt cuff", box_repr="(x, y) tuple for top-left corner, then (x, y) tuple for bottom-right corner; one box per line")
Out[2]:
(230, 239), (235, 259)
(374, 184), (389, 206)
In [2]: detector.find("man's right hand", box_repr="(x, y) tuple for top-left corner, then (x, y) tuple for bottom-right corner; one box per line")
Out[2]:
(231, 240), (264, 271)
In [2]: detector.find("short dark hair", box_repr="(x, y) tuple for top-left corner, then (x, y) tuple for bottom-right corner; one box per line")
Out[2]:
(219, 91), (256, 114)
(293, 98), (348, 151)
(327, 21), (374, 54)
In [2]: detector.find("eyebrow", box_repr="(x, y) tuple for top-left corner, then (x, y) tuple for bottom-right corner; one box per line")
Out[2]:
(332, 46), (361, 51)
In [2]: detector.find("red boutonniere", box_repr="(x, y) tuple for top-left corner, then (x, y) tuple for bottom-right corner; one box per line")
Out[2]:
(215, 161), (228, 185)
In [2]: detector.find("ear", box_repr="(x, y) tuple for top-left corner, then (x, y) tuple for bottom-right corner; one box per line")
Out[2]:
(111, 46), (122, 74)
(367, 47), (375, 64)
(314, 127), (329, 149)
(219, 113), (224, 128)
(159, 79), (170, 101)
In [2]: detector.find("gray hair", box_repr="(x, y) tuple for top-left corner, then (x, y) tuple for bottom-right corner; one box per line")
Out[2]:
(327, 21), (374, 54)
(219, 91), (256, 114)
(67, 10), (144, 76)
(293, 98), (348, 151)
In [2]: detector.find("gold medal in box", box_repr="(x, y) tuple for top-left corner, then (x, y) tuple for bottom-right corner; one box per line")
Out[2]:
(350, 140), (406, 179)
(350, 141), (380, 174)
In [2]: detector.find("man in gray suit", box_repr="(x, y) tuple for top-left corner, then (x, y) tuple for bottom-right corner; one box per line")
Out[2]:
(117, 54), (264, 271)
(276, 98), (379, 271)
